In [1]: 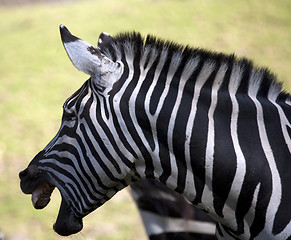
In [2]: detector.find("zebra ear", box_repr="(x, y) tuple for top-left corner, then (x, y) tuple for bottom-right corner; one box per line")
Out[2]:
(97, 32), (114, 51)
(60, 25), (123, 90)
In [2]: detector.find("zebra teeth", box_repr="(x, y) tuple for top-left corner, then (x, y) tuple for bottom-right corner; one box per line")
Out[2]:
(31, 182), (55, 209)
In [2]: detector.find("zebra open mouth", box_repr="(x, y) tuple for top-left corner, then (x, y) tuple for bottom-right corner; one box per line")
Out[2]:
(19, 165), (83, 236)
(30, 180), (83, 236)
(19, 165), (55, 210)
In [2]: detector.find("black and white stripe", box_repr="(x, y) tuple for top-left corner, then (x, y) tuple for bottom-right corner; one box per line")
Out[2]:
(131, 179), (216, 240)
(23, 26), (291, 239)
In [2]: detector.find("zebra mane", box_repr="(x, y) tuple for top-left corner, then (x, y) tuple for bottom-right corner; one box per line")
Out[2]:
(104, 31), (289, 101)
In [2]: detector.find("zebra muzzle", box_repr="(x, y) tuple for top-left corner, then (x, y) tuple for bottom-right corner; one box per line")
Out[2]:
(19, 165), (56, 209)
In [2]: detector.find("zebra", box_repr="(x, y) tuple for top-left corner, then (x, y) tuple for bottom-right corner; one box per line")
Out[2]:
(19, 25), (291, 239)
(131, 179), (216, 240)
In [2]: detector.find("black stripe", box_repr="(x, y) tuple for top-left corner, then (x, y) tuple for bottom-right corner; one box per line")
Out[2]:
(119, 62), (155, 179)
(109, 60), (139, 160)
(171, 56), (193, 193)
(236, 90), (272, 238)
(150, 52), (170, 115)
(190, 60), (214, 205)
(213, 63), (236, 218)
(135, 61), (158, 151)
(82, 94), (122, 174)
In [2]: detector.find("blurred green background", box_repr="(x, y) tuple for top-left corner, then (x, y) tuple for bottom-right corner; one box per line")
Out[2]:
(0, 0), (290, 239)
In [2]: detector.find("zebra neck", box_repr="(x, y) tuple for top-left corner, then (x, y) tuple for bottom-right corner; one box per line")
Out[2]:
(104, 33), (291, 238)
(122, 55), (291, 238)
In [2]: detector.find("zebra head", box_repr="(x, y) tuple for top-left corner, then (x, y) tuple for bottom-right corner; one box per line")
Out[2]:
(19, 25), (135, 236)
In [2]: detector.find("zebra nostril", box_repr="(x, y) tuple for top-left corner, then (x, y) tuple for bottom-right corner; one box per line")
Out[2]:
(19, 165), (38, 180)
(19, 169), (28, 179)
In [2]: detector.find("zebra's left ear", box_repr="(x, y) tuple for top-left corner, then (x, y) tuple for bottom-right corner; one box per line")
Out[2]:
(60, 25), (123, 91)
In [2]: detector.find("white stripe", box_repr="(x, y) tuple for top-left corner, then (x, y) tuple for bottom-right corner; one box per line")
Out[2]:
(163, 52), (183, 187)
(184, 61), (215, 202)
(248, 69), (282, 236)
(221, 64), (246, 231)
(144, 48), (168, 178)
(244, 183), (260, 239)
(88, 94), (131, 178)
(166, 57), (199, 190)
(111, 47), (146, 177)
(128, 46), (159, 176)
(201, 63), (227, 212)
(100, 97), (137, 182)
(177, 57), (200, 199)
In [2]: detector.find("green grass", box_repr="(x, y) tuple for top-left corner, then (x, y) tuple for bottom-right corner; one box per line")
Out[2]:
(0, 0), (291, 239)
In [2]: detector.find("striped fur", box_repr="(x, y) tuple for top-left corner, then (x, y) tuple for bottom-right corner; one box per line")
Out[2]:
(131, 179), (216, 240)
(20, 27), (291, 239)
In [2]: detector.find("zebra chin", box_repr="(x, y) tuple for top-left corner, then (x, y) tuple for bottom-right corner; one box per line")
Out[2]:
(53, 197), (83, 236)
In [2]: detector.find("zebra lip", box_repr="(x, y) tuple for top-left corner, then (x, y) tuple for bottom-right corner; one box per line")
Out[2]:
(31, 182), (55, 209)
(53, 197), (83, 236)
